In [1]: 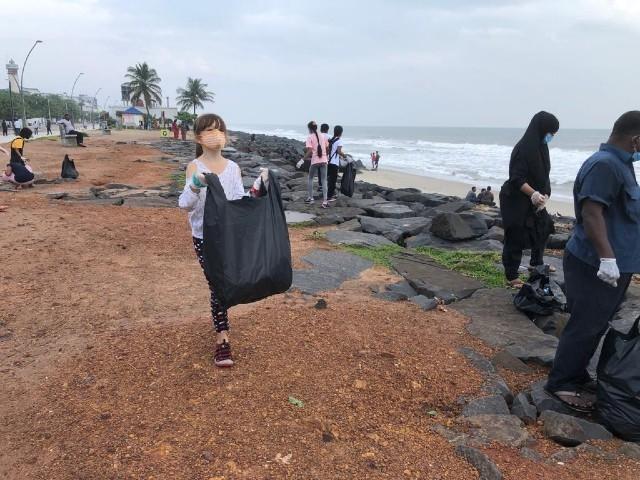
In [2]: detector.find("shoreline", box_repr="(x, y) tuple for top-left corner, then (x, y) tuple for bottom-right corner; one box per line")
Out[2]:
(358, 167), (575, 217)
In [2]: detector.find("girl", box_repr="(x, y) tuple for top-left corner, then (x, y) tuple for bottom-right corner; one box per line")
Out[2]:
(304, 121), (329, 208)
(178, 114), (246, 367)
(500, 111), (559, 288)
(10, 128), (32, 165)
(3, 129), (35, 189)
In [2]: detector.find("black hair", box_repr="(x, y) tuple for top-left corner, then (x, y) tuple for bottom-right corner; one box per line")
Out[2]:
(333, 125), (343, 137)
(487, 186), (492, 191)
(307, 121), (323, 158)
(471, 186), (476, 191)
(320, 123), (329, 133)
(612, 111), (640, 137)
(19, 127), (33, 139)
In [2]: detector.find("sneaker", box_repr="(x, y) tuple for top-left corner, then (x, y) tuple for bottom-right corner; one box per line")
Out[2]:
(305, 198), (314, 204)
(321, 201), (330, 209)
(214, 341), (234, 368)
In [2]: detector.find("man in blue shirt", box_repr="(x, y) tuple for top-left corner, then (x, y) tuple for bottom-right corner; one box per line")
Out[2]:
(546, 111), (640, 412)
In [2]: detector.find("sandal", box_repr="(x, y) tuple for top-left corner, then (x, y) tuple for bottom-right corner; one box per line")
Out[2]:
(508, 279), (525, 289)
(546, 389), (595, 413)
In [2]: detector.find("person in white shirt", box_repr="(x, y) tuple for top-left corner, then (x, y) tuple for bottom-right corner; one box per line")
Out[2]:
(327, 125), (346, 201)
(57, 114), (87, 147)
(318, 123), (330, 193)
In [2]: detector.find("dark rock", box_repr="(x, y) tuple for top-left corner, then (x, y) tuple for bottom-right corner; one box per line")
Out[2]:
(405, 233), (503, 252)
(483, 226), (505, 243)
(112, 198), (125, 206)
(285, 211), (316, 225)
(491, 350), (533, 373)
(291, 250), (373, 295)
(520, 447), (543, 462)
(359, 216), (431, 242)
(482, 375), (514, 405)
(336, 218), (361, 232)
(455, 289), (559, 366)
(314, 299), (327, 309)
(618, 442), (640, 461)
(547, 233), (570, 250)
(47, 192), (69, 200)
(465, 414), (530, 448)
(362, 202), (416, 219)
(325, 230), (395, 248)
(430, 212), (477, 241)
(534, 312), (570, 337)
(460, 212), (489, 237)
(104, 183), (137, 189)
(120, 197), (176, 208)
(455, 445), (503, 480)
(459, 347), (496, 375)
(420, 193), (455, 207)
(375, 291), (408, 302)
(385, 280), (418, 299)
(511, 393), (537, 425)
(433, 200), (475, 214)
(540, 410), (613, 447)
(392, 252), (484, 302)
(202, 450), (214, 462)
(431, 424), (469, 446)
(462, 395), (510, 416)
(409, 295), (439, 311)
(314, 214), (344, 226)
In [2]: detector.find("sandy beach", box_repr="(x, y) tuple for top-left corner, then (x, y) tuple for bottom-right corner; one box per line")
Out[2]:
(359, 167), (576, 217)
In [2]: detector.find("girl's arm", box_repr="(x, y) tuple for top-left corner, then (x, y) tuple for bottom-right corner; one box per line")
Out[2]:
(178, 163), (201, 211)
(233, 166), (247, 200)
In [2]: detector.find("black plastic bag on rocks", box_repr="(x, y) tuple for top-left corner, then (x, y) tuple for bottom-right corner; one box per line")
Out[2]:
(61, 154), (79, 179)
(202, 170), (292, 307)
(513, 264), (566, 318)
(597, 317), (640, 442)
(340, 161), (356, 197)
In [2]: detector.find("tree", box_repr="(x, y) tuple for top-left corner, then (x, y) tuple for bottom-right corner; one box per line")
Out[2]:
(124, 62), (162, 128)
(176, 77), (215, 116)
(0, 91), (81, 122)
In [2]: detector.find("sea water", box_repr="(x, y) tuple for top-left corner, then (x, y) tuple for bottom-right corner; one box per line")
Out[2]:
(231, 124), (621, 202)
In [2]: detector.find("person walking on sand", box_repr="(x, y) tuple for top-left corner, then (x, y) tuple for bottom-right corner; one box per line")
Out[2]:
(178, 113), (262, 368)
(374, 151), (380, 170)
(303, 121), (329, 208)
(371, 151), (376, 169)
(545, 111), (640, 412)
(58, 114), (87, 147)
(327, 125), (347, 201)
(2, 120), (8, 136)
(180, 121), (188, 141)
(465, 186), (478, 202)
(46, 119), (52, 135)
(171, 119), (179, 139)
(500, 111), (559, 288)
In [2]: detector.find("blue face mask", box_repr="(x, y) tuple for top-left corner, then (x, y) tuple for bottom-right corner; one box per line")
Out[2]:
(543, 133), (554, 144)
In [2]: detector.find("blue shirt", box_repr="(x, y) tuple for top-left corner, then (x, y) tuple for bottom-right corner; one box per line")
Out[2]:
(567, 143), (640, 273)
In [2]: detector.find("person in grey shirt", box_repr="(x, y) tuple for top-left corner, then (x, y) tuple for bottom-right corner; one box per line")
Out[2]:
(546, 111), (640, 412)
(465, 186), (478, 202)
(57, 113), (87, 147)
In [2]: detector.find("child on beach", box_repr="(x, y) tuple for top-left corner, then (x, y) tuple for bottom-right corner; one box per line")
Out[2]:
(178, 113), (265, 367)
(304, 121), (329, 208)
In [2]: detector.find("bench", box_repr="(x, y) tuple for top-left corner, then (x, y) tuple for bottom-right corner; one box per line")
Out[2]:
(58, 124), (78, 147)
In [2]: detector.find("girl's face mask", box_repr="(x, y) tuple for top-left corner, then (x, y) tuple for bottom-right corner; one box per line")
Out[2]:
(197, 129), (226, 151)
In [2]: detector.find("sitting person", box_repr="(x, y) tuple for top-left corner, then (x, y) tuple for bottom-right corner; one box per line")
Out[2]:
(481, 186), (495, 205)
(465, 186), (478, 202)
(477, 188), (487, 203)
(10, 127), (32, 164)
(2, 162), (34, 189)
(57, 114), (87, 147)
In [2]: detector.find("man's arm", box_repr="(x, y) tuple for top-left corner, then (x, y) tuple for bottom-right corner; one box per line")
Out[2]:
(582, 199), (615, 258)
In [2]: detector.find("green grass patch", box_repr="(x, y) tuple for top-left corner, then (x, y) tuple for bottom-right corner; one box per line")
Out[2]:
(416, 247), (505, 288)
(288, 221), (317, 229)
(170, 171), (186, 185)
(343, 244), (404, 268)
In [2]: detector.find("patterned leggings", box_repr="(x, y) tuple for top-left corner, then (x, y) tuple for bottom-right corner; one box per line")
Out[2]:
(193, 237), (229, 332)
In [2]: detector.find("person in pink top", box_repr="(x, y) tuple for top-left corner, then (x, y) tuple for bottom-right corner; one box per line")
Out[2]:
(304, 121), (329, 208)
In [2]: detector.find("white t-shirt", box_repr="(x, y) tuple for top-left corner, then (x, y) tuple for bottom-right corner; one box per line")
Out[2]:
(328, 137), (343, 166)
(58, 118), (75, 134)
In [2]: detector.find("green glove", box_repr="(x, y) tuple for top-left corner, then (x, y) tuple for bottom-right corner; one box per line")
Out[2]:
(191, 173), (206, 189)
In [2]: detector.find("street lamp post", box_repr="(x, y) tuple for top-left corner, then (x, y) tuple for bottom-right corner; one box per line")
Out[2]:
(102, 96), (110, 127)
(20, 40), (43, 128)
(90, 87), (101, 128)
(69, 72), (84, 123)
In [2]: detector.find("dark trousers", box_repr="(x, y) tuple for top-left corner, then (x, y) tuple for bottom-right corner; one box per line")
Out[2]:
(69, 130), (85, 145)
(46, 126), (52, 135)
(193, 238), (229, 332)
(546, 252), (631, 392)
(502, 226), (545, 281)
(327, 163), (339, 198)
(2, 127), (7, 136)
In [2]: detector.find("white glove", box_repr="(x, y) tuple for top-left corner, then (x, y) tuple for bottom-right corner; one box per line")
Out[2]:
(296, 159), (305, 169)
(252, 168), (269, 191)
(531, 191), (545, 207)
(597, 258), (620, 287)
(536, 194), (549, 212)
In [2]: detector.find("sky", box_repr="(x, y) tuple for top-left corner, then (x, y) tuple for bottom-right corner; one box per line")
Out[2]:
(2, 0), (640, 129)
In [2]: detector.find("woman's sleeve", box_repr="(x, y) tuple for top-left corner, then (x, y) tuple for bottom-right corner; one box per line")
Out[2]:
(234, 166), (247, 199)
(509, 149), (529, 189)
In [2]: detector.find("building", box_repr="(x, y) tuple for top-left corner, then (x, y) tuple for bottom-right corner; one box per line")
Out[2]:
(5, 59), (40, 95)
(120, 106), (145, 127)
(106, 102), (178, 126)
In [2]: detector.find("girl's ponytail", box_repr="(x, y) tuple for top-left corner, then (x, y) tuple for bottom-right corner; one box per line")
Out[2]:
(314, 131), (323, 158)
(307, 121), (323, 158)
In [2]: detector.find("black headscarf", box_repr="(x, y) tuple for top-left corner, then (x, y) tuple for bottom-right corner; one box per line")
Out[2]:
(500, 111), (559, 229)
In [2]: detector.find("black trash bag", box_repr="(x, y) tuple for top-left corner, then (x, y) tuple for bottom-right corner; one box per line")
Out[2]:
(202, 170), (292, 308)
(513, 264), (566, 318)
(340, 161), (356, 197)
(61, 154), (79, 179)
(597, 317), (640, 441)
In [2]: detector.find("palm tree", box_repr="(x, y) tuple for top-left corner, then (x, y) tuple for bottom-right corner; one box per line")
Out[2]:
(176, 77), (215, 116)
(125, 62), (162, 127)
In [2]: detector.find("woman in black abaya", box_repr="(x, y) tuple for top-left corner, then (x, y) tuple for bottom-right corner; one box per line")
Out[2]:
(500, 111), (559, 287)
